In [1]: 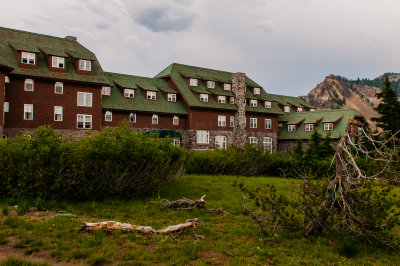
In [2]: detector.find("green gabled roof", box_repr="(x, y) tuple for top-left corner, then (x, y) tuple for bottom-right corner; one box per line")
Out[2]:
(246, 90), (261, 100)
(137, 82), (159, 92)
(0, 27), (108, 85)
(65, 49), (96, 61)
(246, 101), (283, 115)
(261, 93), (314, 108)
(206, 83), (234, 97)
(114, 80), (138, 89)
(38, 46), (68, 57)
(278, 109), (362, 140)
(103, 72), (188, 115)
(0, 55), (13, 70)
(190, 80), (211, 94)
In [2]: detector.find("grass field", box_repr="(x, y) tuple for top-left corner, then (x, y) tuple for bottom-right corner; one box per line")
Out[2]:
(0, 175), (399, 265)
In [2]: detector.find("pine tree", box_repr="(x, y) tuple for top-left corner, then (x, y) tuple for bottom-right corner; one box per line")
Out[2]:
(372, 75), (400, 133)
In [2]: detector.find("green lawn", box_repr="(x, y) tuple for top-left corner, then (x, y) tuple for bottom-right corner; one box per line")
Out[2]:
(0, 175), (399, 265)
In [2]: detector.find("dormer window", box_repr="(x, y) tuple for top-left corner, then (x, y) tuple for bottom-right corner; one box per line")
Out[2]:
(265, 101), (271, 108)
(284, 106), (290, 112)
(168, 93), (176, 102)
(79, 59), (91, 71)
(230, 97), (235, 104)
(102, 86), (111, 96)
(305, 124), (314, 132)
(24, 79), (34, 91)
(55, 82), (63, 94)
(207, 81), (215, 89)
(189, 78), (198, 86)
(147, 91), (156, 100)
(5, 76), (10, 84)
(21, 52), (35, 65)
(124, 89), (135, 98)
(52, 56), (65, 68)
(254, 87), (261, 95)
(324, 123), (333, 131)
(297, 107), (303, 112)
(310, 108), (315, 112)
(288, 125), (296, 132)
(200, 94), (208, 102)
(223, 83), (232, 91)
(250, 100), (257, 107)
(218, 96), (226, 104)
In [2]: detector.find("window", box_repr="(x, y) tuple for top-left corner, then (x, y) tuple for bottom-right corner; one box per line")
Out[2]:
(305, 124), (314, 132)
(230, 97), (235, 104)
(124, 89), (135, 98)
(297, 107), (303, 112)
(55, 82), (63, 94)
(52, 56), (65, 68)
(105, 111), (112, 122)
(189, 78), (198, 86)
(254, 87), (261, 95)
(79, 60), (91, 71)
(248, 137), (258, 145)
(278, 123), (283, 128)
(263, 137), (272, 153)
(223, 83), (231, 91)
(284, 106), (290, 112)
(5, 76), (10, 84)
(207, 81), (215, 89)
(77, 114), (92, 129)
(77, 92), (92, 107)
(152, 114), (158, 124)
(24, 79), (34, 91)
(215, 136), (227, 149)
(196, 130), (209, 144)
(129, 113), (136, 123)
(168, 93), (176, 102)
(173, 116), (179, 125)
(200, 94), (208, 102)
(310, 108), (315, 112)
(250, 100), (257, 107)
(54, 106), (63, 121)
(24, 104), (33, 120)
(265, 119), (272, 129)
(265, 101), (271, 108)
(230, 116), (234, 127)
(21, 52), (35, 64)
(324, 123), (333, 131)
(218, 115), (226, 127)
(288, 125), (296, 132)
(4, 102), (9, 113)
(173, 138), (181, 147)
(102, 86), (111, 96)
(147, 91), (156, 100)
(218, 96), (226, 104)
(250, 118), (257, 128)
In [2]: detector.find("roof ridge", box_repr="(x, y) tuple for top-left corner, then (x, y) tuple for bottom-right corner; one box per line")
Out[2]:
(171, 62), (236, 75)
(105, 71), (155, 80)
(282, 108), (358, 115)
(0, 26), (67, 41)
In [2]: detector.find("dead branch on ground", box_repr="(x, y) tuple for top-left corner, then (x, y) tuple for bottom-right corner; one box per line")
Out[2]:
(162, 195), (229, 215)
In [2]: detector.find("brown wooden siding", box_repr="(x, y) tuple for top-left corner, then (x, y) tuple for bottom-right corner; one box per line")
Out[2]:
(189, 109), (235, 130)
(0, 72), (5, 126)
(246, 113), (279, 132)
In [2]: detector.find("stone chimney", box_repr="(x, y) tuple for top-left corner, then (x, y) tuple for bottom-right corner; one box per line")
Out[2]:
(65, 36), (77, 41)
(232, 73), (247, 147)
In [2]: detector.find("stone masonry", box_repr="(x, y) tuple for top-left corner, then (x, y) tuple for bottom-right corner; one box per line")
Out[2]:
(232, 73), (247, 147)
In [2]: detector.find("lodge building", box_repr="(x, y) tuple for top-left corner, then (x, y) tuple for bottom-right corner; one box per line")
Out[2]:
(0, 27), (364, 153)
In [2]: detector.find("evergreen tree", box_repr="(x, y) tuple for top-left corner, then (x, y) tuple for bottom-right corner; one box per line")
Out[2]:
(372, 75), (400, 133)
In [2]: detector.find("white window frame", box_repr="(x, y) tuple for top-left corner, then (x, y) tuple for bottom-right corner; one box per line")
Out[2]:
(124, 89), (135, 98)
(284, 106), (290, 113)
(173, 138), (181, 147)
(263, 137), (272, 153)
(52, 56), (65, 68)
(230, 116), (234, 127)
(200, 94), (208, 102)
(4, 102), (9, 113)
(152, 114), (158, 124)
(250, 118), (257, 128)
(215, 136), (227, 150)
(189, 78), (198, 87)
(223, 83), (231, 91)
(102, 86), (111, 96)
(288, 125), (296, 132)
(79, 59), (91, 71)
(218, 115), (226, 127)
(207, 81), (215, 89)
(21, 52), (35, 65)
(297, 107), (303, 112)
(55, 82), (63, 94)
(54, 106), (63, 121)
(265, 101), (271, 108)
(168, 93), (176, 102)
(265, 119), (272, 129)
(324, 123), (333, 131)
(5, 76), (10, 84)
(196, 130), (209, 144)
(147, 91), (157, 100)
(129, 113), (136, 123)
(77, 114), (92, 129)
(310, 108), (315, 112)
(173, 116), (179, 125)
(254, 87), (261, 95)
(218, 96), (226, 104)
(248, 137), (258, 145)
(250, 100), (257, 107)
(105, 111), (112, 122)
(24, 104), (33, 120)
(305, 124), (314, 132)
(230, 97), (235, 104)
(77, 92), (92, 107)
(24, 79), (34, 91)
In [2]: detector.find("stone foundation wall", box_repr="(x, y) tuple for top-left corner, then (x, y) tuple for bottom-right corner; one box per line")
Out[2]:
(3, 127), (100, 139)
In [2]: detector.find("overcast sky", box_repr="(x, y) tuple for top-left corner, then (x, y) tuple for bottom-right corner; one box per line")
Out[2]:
(1, 0), (400, 96)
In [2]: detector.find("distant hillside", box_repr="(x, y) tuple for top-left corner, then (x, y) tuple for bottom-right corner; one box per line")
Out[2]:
(303, 73), (400, 125)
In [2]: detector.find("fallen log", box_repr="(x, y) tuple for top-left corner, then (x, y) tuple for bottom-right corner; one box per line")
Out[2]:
(162, 195), (229, 215)
(80, 218), (204, 235)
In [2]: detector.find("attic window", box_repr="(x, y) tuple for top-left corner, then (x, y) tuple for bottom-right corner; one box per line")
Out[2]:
(297, 107), (303, 112)
(52, 56), (65, 68)
(207, 81), (215, 89)
(230, 97), (235, 104)
(223, 83), (231, 91)
(288, 125), (296, 132)
(254, 87), (261, 95)
(324, 123), (333, 131)
(5, 76), (10, 84)
(168, 93), (176, 102)
(250, 100), (257, 107)
(310, 108), (315, 112)
(265, 101), (271, 108)
(200, 94), (208, 102)
(21, 52), (35, 65)
(305, 124), (314, 132)
(79, 59), (91, 71)
(218, 96), (226, 104)
(102, 86), (111, 96)
(147, 91), (156, 100)
(189, 78), (198, 86)
(124, 89), (135, 98)
(284, 106), (290, 113)
(24, 79), (34, 91)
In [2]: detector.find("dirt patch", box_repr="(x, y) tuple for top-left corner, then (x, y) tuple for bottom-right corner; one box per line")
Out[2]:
(198, 251), (230, 265)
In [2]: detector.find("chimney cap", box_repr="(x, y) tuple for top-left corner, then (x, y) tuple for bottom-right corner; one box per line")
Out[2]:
(65, 36), (77, 41)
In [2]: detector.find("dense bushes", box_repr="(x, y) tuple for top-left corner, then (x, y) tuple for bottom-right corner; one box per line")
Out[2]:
(0, 124), (184, 200)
